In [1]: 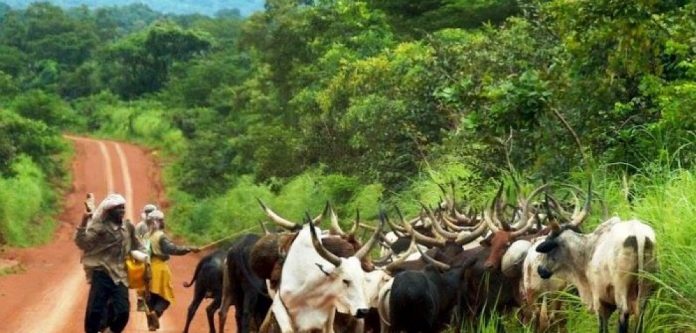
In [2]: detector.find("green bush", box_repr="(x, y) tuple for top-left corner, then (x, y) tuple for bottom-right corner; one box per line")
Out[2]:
(0, 156), (58, 246)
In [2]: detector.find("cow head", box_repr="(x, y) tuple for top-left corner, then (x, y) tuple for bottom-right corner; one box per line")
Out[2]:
(309, 215), (383, 319)
(534, 222), (583, 279)
(535, 183), (592, 279)
(362, 269), (392, 308)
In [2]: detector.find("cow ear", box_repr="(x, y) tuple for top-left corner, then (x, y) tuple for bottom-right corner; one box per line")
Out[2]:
(315, 263), (336, 277)
(535, 240), (557, 253)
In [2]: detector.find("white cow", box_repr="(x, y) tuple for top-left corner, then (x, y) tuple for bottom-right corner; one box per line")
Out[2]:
(270, 219), (381, 332)
(502, 238), (568, 332)
(535, 217), (657, 333)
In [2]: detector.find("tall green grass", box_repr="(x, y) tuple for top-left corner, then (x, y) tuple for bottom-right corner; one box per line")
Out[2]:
(628, 170), (696, 332)
(0, 156), (59, 246)
(167, 171), (388, 243)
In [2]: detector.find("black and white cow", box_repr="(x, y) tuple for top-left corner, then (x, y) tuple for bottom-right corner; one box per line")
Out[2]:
(535, 217), (657, 333)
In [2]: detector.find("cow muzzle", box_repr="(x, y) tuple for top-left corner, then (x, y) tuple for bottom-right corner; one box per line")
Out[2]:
(537, 266), (553, 279)
(355, 308), (370, 319)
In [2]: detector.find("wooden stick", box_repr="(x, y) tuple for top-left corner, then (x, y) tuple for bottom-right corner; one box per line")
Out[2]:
(197, 226), (256, 251)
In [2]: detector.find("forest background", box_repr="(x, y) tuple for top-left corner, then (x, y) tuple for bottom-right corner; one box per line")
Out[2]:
(0, 0), (694, 331)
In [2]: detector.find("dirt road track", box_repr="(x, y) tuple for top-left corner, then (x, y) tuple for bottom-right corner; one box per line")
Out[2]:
(0, 136), (224, 333)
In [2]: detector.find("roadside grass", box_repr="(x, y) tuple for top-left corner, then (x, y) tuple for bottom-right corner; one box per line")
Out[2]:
(0, 156), (59, 247)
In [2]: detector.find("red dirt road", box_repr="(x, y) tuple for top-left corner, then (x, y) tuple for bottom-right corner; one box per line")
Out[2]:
(0, 137), (222, 333)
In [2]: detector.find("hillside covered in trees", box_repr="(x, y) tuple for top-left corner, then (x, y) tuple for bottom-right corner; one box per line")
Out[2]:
(1, 0), (265, 16)
(0, 0), (695, 331)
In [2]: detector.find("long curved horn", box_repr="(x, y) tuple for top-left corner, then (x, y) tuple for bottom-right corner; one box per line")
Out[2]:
(484, 185), (503, 233)
(308, 214), (342, 267)
(349, 209), (360, 235)
(385, 233), (418, 272)
(389, 206), (409, 234)
(570, 181), (592, 226)
(354, 210), (386, 259)
(450, 181), (458, 215)
(455, 216), (488, 245)
(373, 248), (393, 266)
(312, 201), (330, 225)
(258, 220), (270, 235)
(328, 204), (345, 235)
(492, 183), (512, 231)
(257, 198), (298, 230)
(403, 220), (446, 248)
(442, 213), (469, 231)
(417, 244), (450, 270)
(424, 203), (459, 240)
(545, 193), (571, 223)
(437, 183), (452, 211)
(511, 184), (551, 237)
(359, 222), (376, 231)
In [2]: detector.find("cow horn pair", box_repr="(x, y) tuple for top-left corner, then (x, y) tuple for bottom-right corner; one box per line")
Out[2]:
(257, 199), (329, 230)
(509, 184), (550, 237)
(404, 208), (487, 247)
(309, 210), (385, 267)
(400, 212), (447, 248)
(485, 183), (549, 238)
(420, 201), (488, 246)
(484, 183), (511, 232)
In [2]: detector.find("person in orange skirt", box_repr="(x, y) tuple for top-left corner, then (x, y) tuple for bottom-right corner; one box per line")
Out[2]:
(145, 210), (199, 331)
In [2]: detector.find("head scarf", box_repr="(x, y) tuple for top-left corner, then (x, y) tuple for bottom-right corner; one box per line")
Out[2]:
(90, 193), (126, 226)
(148, 209), (165, 230)
(141, 203), (158, 221)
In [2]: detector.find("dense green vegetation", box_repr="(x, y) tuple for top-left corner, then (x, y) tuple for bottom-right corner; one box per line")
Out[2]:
(0, 108), (68, 246)
(0, 0), (694, 331)
(1, 0), (264, 16)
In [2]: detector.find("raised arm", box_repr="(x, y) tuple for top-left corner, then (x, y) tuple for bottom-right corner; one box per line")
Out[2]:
(74, 213), (101, 251)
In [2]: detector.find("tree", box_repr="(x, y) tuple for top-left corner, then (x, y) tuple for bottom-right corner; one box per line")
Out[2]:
(102, 20), (212, 98)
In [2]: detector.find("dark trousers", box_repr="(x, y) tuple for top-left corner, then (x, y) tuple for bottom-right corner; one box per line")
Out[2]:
(85, 270), (130, 333)
(147, 292), (171, 316)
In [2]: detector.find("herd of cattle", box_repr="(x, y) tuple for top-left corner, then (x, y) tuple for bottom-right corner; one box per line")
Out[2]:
(180, 182), (657, 333)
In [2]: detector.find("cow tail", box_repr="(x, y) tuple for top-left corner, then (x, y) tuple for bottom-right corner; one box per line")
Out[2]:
(635, 235), (646, 319)
(183, 259), (203, 288)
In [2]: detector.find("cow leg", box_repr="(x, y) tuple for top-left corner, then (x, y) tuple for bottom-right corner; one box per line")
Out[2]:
(236, 292), (247, 333)
(206, 294), (222, 333)
(618, 311), (630, 333)
(634, 298), (650, 333)
(219, 264), (233, 333)
(184, 290), (205, 333)
(270, 293), (293, 333)
(323, 310), (335, 333)
(597, 303), (613, 333)
(259, 308), (275, 333)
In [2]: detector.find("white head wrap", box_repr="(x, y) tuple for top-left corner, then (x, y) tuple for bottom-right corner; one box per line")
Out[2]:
(148, 210), (165, 230)
(90, 193), (126, 226)
(147, 210), (164, 221)
(141, 204), (158, 220)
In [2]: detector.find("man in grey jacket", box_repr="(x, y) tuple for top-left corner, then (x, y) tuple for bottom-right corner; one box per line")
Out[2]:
(74, 193), (147, 333)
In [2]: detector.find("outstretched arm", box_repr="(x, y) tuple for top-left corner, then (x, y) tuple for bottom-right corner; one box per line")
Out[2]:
(159, 235), (198, 256)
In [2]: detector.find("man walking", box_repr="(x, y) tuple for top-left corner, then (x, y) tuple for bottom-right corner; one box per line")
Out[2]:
(74, 193), (148, 333)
